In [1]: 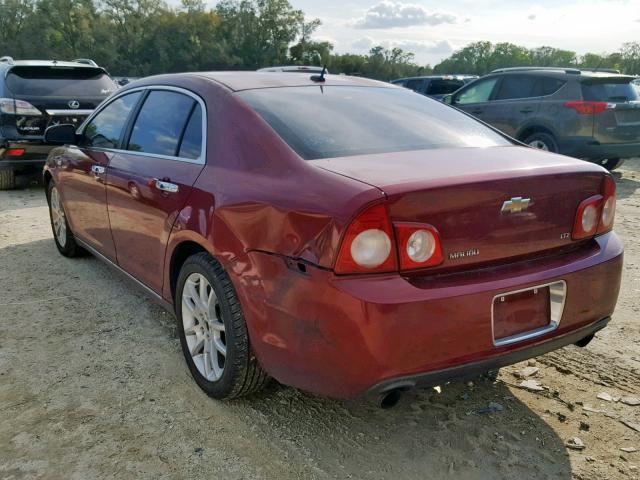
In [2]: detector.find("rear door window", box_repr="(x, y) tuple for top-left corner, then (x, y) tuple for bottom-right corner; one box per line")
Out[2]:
(82, 92), (142, 149)
(426, 79), (465, 96)
(405, 79), (424, 93)
(455, 77), (499, 104)
(582, 80), (639, 102)
(127, 91), (196, 157)
(177, 105), (203, 160)
(6, 67), (116, 97)
(532, 77), (566, 96)
(494, 75), (538, 100)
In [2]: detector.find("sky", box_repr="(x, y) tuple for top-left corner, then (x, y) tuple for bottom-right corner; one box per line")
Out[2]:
(282, 0), (640, 65)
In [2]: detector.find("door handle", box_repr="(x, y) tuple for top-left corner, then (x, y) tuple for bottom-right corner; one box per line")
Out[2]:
(91, 165), (105, 175)
(155, 179), (179, 193)
(471, 109), (484, 115)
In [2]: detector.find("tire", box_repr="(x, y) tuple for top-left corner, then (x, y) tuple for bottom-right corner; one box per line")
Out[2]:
(523, 132), (558, 153)
(599, 158), (623, 171)
(47, 181), (83, 257)
(0, 170), (16, 190)
(176, 252), (269, 399)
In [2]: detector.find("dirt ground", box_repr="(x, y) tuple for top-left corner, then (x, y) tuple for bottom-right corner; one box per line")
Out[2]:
(1, 161), (639, 480)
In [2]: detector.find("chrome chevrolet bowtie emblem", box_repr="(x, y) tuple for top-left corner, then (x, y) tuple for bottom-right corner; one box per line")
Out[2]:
(501, 196), (530, 213)
(68, 100), (80, 109)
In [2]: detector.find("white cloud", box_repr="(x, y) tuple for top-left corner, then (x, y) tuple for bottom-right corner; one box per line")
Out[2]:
(352, 36), (375, 50)
(352, 1), (456, 29)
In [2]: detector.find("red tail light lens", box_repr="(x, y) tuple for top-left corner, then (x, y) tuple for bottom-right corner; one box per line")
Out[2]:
(564, 101), (608, 115)
(597, 175), (616, 234)
(5, 148), (25, 157)
(395, 223), (443, 270)
(334, 203), (397, 274)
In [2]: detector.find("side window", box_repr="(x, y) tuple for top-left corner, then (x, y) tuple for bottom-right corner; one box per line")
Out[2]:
(427, 80), (465, 96)
(494, 75), (538, 100)
(533, 77), (566, 97)
(82, 92), (142, 149)
(455, 77), (499, 104)
(127, 91), (196, 157)
(177, 105), (203, 160)
(405, 79), (424, 92)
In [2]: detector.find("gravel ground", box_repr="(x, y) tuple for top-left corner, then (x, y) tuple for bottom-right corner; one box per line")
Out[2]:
(1, 161), (639, 480)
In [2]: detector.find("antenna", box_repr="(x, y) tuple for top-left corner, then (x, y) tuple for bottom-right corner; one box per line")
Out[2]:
(310, 65), (327, 83)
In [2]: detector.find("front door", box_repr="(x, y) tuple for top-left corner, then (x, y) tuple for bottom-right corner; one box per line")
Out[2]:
(59, 91), (143, 261)
(453, 76), (500, 123)
(106, 89), (205, 293)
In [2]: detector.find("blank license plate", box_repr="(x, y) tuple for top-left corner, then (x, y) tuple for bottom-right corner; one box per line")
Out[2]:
(493, 286), (551, 341)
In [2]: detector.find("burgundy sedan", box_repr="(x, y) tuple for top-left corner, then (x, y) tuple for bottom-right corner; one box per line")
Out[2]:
(43, 72), (623, 407)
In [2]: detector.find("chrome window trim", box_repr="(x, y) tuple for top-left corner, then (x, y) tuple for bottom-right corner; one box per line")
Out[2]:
(47, 109), (94, 116)
(77, 85), (207, 165)
(491, 280), (566, 347)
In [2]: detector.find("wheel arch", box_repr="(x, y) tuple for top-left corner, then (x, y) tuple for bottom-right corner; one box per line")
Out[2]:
(516, 123), (558, 143)
(167, 239), (211, 304)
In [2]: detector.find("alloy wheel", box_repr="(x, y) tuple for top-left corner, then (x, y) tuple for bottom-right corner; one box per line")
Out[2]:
(50, 187), (67, 247)
(528, 140), (549, 151)
(181, 273), (227, 381)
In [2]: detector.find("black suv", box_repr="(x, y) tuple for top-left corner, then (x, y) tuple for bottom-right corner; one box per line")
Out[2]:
(444, 67), (640, 170)
(391, 75), (478, 99)
(0, 57), (117, 188)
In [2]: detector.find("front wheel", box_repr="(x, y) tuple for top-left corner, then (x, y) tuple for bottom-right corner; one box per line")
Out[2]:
(523, 132), (558, 153)
(176, 252), (270, 399)
(47, 182), (83, 257)
(0, 170), (16, 190)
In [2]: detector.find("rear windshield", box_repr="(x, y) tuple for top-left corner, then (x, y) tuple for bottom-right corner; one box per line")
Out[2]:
(582, 79), (639, 102)
(6, 67), (116, 97)
(426, 79), (465, 95)
(238, 86), (510, 160)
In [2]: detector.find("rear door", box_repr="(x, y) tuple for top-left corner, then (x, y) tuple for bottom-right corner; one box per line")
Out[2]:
(582, 78), (640, 144)
(106, 88), (206, 293)
(4, 66), (117, 138)
(452, 76), (500, 122)
(481, 74), (542, 136)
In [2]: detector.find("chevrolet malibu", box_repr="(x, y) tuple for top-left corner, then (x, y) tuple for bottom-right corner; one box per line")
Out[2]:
(43, 72), (623, 407)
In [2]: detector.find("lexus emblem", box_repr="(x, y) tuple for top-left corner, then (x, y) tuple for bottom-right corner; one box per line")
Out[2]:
(68, 100), (80, 109)
(501, 196), (531, 213)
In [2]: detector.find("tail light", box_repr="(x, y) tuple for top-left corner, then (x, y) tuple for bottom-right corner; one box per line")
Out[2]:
(5, 148), (25, 157)
(394, 223), (443, 270)
(0, 98), (42, 116)
(564, 101), (609, 115)
(572, 175), (616, 240)
(334, 203), (397, 274)
(334, 204), (444, 274)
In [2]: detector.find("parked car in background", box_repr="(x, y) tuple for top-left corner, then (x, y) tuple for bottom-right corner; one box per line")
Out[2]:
(443, 67), (640, 170)
(43, 72), (622, 406)
(391, 75), (478, 99)
(257, 65), (327, 74)
(0, 56), (117, 189)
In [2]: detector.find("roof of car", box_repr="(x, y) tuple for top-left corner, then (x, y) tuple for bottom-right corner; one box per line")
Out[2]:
(0, 59), (106, 71)
(393, 75), (478, 82)
(489, 67), (634, 80)
(190, 71), (393, 91)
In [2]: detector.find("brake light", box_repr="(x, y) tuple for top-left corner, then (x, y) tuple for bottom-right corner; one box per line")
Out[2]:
(564, 101), (609, 115)
(334, 203), (397, 274)
(597, 175), (616, 234)
(5, 148), (24, 157)
(0, 98), (41, 115)
(394, 223), (443, 270)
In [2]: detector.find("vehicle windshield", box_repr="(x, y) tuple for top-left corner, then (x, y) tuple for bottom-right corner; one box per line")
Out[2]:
(582, 79), (639, 102)
(238, 86), (511, 160)
(6, 66), (116, 97)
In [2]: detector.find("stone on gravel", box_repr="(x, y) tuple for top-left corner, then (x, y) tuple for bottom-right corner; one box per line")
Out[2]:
(519, 379), (544, 391)
(621, 420), (640, 433)
(597, 392), (615, 402)
(620, 447), (638, 453)
(566, 437), (586, 451)
(620, 396), (640, 406)
(515, 366), (539, 378)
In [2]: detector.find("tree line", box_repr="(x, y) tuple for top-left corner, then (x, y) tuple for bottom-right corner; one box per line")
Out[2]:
(1, 0), (639, 79)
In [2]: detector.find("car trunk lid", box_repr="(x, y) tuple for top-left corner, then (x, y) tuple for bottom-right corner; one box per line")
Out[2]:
(313, 146), (606, 271)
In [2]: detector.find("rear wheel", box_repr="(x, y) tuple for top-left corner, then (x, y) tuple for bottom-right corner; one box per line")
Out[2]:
(523, 132), (558, 153)
(47, 182), (83, 257)
(176, 252), (269, 399)
(0, 170), (16, 190)
(599, 158), (623, 171)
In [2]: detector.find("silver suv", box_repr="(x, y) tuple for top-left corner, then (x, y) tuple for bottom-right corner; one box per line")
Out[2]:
(444, 67), (640, 170)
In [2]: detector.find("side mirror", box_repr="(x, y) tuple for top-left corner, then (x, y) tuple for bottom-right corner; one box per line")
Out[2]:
(442, 94), (453, 105)
(44, 124), (77, 145)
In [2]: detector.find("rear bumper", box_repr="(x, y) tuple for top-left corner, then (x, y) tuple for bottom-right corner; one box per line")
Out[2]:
(237, 233), (623, 400)
(559, 137), (640, 160)
(0, 140), (52, 171)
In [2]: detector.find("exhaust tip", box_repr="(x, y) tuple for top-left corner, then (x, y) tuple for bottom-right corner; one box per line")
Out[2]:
(378, 389), (404, 409)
